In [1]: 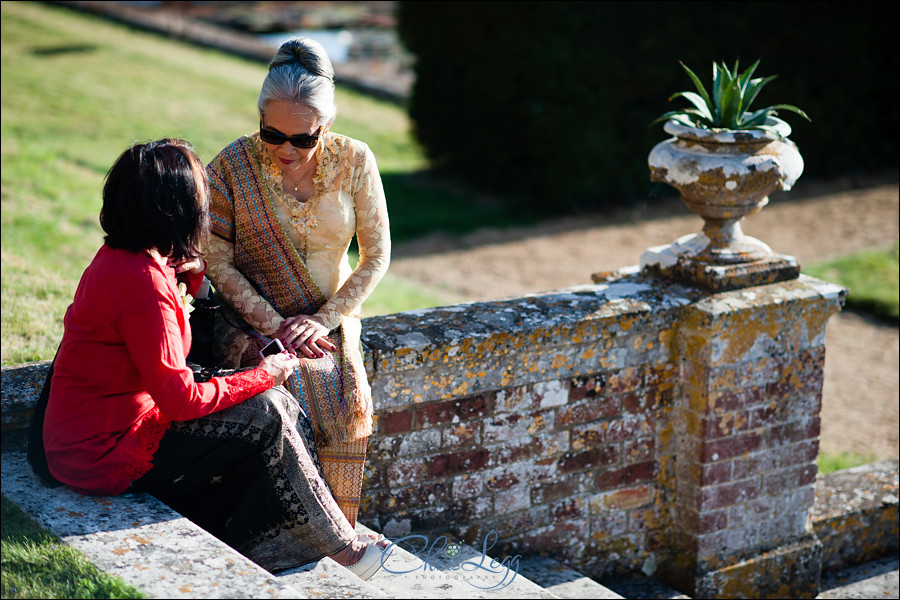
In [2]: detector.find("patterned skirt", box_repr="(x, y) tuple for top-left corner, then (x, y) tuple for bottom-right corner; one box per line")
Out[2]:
(131, 386), (357, 572)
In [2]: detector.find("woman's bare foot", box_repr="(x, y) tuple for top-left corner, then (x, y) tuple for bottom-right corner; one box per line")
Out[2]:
(330, 539), (367, 567)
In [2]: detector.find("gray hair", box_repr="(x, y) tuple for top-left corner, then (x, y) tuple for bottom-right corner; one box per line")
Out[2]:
(258, 37), (337, 127)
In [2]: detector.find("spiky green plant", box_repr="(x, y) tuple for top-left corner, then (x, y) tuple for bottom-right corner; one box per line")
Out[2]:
(652, 60), (811, 135)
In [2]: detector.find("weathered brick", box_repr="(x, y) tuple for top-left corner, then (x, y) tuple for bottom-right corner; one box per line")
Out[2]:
(698, 509), (728, 534)
(623, 437), (655, 462)
(452, 472), (484, 499)
(701, 461), (733, 486)
(531, 472), (591, 506)
(696, 524), (759, 558)
(386, 457), (430, 487)
(606, 413), (655, 442)
(700, 478), (761, 510)
(419, 394), (489, 427)
(727, 496), (772, 527)
(590, 485), (655, 512)
(516, 521), (591, 556)
(597, 461), (657, 489)
(605, 367), (643, 394)
(378, 409), (414, 435)
(483, 467), (522, 492)
(569, 375), (608, 401)
(628, 505), (664, 531)
(483, 409), (555, 443)
(427, 448), (490, 479)
(441, 421), (481, 448)
(373, 481), (449, 513)
(701, 432), (762, 463)
(556, 395), (621, 427)
(762, 463), (818, 495)
(757, 510), (808, 543)
(709, 385), (766, 412)
(489, 506), (554, 541)
(765, 417), (820, 446)
(589, 512), (629, 540)
(622, 389), (657, 413)
(644, 362), (678, 388)
(445, 495), (494, 523)
(392, 428), (443, 456)
(559, 445), (619, 473)
(701, 408), (754, 438)
(550, 495), (588, 520)
(494, 486), (532, 513)
(496, 380), (569, 413)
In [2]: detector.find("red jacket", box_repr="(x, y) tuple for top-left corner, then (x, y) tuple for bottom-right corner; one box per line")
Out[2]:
(44, 245), (272, 495)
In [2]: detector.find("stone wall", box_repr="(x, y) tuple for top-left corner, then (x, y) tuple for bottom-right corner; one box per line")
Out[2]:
(358, 269), (846, 598)
(2, 268), (848, 598)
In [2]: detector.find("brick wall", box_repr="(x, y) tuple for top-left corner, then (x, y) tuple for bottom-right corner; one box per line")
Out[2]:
(359, 270), (845, 597)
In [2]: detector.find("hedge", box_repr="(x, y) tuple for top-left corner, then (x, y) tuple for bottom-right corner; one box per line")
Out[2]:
(396, 1), (899, 215)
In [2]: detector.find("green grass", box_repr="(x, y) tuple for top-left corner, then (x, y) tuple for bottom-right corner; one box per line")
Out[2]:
(817, 452), (877, 475)
(804, 244), (899, 325)
(1, 494), (145, 599)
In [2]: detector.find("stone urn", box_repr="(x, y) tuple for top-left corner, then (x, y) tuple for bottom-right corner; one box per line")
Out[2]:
(640, 117), (804, 291)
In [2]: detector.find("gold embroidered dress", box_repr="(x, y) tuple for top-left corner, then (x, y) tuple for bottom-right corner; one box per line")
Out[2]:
(204, 131), (390, 525)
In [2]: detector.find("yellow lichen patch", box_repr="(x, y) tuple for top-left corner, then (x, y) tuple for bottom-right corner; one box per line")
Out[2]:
(527, 414), (548, 434)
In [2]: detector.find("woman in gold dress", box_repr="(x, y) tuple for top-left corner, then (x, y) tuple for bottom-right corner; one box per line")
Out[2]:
(204, 36), (390, 551)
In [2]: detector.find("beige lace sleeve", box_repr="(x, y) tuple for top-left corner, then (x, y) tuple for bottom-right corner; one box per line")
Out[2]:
(204, 235), (285, 336)
(314, 147), (391, 330)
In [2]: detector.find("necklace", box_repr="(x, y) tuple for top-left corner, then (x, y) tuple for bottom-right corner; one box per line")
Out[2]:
(282, 160), (316, 196)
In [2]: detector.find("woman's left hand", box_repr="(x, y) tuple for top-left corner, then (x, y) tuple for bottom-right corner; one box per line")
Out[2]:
(276, 315), (337, 358)
(169, 256), (205, 275)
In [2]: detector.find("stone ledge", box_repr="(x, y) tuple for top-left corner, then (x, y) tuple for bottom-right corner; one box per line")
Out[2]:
(1, 451), (301, 599)
(812, 458), (899, 572)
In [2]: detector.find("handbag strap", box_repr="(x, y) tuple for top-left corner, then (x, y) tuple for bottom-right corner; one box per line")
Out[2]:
(26, 349), (64, 488)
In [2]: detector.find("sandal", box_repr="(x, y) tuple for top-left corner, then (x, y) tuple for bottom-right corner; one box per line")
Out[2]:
(357, 532), (388, 548)
(345, 542), (385, 580)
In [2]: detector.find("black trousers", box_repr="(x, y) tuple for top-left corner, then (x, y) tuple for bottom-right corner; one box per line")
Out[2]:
(130, 386), (357, 572)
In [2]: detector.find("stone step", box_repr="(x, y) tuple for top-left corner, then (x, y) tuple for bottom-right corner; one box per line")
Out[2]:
(517, 556), (625, 599)
(1, 451), (301, 599)
(3, 449), (621, 599)
(280, 523), (564, 598)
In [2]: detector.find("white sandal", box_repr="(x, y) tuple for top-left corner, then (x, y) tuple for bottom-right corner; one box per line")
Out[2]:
(345, 542), (384, 580)
(357, 532), (388, 547)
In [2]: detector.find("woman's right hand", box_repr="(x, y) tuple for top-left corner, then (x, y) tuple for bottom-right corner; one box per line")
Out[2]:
(258, 351), (300, 387)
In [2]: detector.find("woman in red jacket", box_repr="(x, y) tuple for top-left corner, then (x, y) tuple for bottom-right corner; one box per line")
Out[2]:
(30, 139), (384, 579)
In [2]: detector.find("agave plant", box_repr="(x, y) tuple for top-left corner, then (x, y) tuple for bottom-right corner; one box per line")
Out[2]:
(651, 59), (811, 135)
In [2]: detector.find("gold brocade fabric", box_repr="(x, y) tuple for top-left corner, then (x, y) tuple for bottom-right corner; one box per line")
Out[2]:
(204, 131), (390, 525)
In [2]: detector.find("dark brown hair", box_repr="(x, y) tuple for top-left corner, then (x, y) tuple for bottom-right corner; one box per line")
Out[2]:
(100, 139), (209, 263)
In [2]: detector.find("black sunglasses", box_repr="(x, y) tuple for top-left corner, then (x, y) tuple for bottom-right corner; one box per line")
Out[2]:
(258, 122), (322, 149)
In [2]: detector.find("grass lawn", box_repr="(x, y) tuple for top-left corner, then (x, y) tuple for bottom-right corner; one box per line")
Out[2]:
(804, 244), (899, 325)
